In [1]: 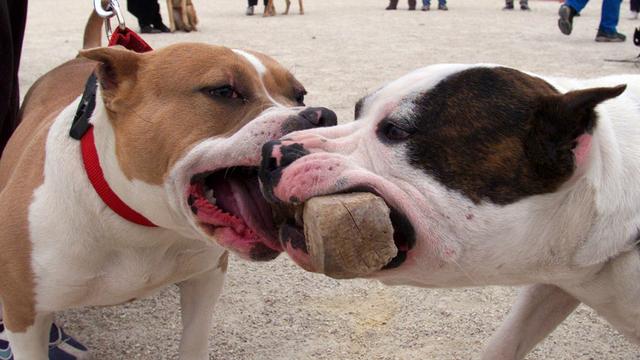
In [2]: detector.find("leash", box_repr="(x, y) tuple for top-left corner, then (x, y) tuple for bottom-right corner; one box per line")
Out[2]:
(70, 1), (157, 227)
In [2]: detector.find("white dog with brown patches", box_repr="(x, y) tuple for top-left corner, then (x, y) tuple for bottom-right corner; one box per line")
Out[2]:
(0, 18), (336, 360)
(260, 64), (640, 358)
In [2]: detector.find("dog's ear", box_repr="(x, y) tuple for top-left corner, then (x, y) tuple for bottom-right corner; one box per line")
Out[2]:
(78, 46), (142, 106)
(525, 85), (626, 178)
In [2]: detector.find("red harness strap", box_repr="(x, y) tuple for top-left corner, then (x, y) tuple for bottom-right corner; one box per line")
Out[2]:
(79, 27), (156, 227)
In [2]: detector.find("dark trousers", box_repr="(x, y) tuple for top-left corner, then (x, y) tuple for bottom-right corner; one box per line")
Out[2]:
(127, 0), (163, 27)
(248, 0), (268, 6)
(0, 0), (28, 156)
(632, 0), (640, 12)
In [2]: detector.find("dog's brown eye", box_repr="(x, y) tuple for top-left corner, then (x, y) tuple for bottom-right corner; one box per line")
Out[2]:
(378, 120), (413, 142)
(204, 85), (240, 100)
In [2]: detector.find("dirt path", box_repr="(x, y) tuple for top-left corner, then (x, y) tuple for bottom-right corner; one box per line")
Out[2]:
(19, 0), (640, 358)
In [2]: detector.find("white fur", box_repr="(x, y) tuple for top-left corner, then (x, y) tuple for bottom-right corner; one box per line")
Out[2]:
(232, 49), (285, 107)
(272, 64), (640, 358)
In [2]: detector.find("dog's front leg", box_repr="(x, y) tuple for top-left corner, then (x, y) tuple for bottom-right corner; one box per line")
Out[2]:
(177, 256), (227, 360)
(3, 311), (53, 360)
(481, 284), (579, 360)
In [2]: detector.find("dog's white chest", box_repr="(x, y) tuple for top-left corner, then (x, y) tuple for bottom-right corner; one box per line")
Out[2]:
(27, 181), (223, 311)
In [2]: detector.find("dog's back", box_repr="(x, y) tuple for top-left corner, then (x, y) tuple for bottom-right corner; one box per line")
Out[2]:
(0, 12), (103, 190)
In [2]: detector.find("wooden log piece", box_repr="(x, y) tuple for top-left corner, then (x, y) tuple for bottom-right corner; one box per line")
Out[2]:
(302, 193), (397, 279)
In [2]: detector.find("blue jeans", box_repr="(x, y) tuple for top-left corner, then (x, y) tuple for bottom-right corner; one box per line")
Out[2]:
(423, 0), (446, 5)
(565, 0), (622, 33)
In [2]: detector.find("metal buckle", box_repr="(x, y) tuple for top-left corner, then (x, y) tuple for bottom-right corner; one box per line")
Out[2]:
(93, 0), (126, 40)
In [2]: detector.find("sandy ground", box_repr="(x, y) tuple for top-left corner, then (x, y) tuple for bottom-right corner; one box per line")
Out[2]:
(16, 0), (640, 358)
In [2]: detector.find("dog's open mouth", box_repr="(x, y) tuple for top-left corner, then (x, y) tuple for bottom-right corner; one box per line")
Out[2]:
(278, 190), (416, 274)
(188, 166), (283, 261)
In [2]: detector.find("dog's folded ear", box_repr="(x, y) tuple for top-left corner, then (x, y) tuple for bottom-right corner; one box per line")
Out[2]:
(78, 46), (142, 107)
(525, 84), (626, 179)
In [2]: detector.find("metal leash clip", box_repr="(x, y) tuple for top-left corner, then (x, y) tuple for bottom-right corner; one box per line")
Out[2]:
(93, 0), (126, 40)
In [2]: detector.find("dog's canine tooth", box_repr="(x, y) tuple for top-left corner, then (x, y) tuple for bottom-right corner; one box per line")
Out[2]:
(205, 189), (216, 205)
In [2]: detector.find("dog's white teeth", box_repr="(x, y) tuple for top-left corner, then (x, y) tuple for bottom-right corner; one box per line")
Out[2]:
(205, 189), (216, 205)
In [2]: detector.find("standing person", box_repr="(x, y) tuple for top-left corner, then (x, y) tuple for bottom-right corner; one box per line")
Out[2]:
(127, 0), (171, 33)
(630, 0), (639, 19)
(557, 0), (625, 42)
(246, 0), (268, 15)
(421, 0), (448, 11)
(0, 0), (89, 358)
(503, 0), (530, 11)
(386, 0), (417, 10)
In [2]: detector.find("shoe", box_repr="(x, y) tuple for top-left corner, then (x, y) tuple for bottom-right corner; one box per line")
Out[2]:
(557, 4), (576, 35)
(246, 5), (255, 15)
(140, 25), (161, 34)
(595, 30), (626, 42)
(153, 22), (171, 33)
(0, 320), (89, 360)
(408, 0), (417, 10)
(438, 4), (448, 10)
(520, 3), (530, 10)
(630, 11), (639, 20)
(0, 321), (13, 360)
(421, 4), (430, 10)
(503, 2), (514, 10)
(386, 0), (398, 9)
(48, 322), (90, 359)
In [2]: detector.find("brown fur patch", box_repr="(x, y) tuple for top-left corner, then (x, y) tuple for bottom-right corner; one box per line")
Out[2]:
(81, 44), (305, 185)
(403, 67), (615, 205)
(0, 59), (96, 332)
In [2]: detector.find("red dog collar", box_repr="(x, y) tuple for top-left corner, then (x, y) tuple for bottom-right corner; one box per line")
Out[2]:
(70, 27), (157, 227)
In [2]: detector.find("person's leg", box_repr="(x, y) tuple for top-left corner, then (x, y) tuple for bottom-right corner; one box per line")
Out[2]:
(595, 0), (625, 41)
(0, 0), (27, 157)
(632, 0), (640, 12)
(408, 0), (416, 10)
(149, 0), (169, 32)
(558, 0), (588, 35)
(599, 0), (622, 33)
(437, 0), (447, 10)
(564, 0), (589, 13)
(386, 0), (399, 10)
(520, 0), (530, 10)
(127, 0), (149, 27)
(248, 0), (257, 5)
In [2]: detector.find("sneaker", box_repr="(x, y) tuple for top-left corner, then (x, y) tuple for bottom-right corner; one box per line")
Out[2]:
(153, 22), (171, 33)
(503, 2), (514, 10)
(140, 25), (161, 34)
(0, 321), (13, 360)
(438, 4), (448, 10)
(246, 5), (255, 15)
(421, 4), (430, 11)
(520, 3), (530, 10)
(48, 323), (89, 359)
(595, 30), (626, 42)
(557, 4), (576, 35)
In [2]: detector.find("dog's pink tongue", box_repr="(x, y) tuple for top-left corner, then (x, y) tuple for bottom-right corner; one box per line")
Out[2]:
(209, 176), (281, 252)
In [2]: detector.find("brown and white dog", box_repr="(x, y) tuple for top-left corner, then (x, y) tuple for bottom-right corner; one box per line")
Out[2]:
(167, 0), (198, 32)
(260, 64), (640, 358)
(263, 0), (304, 17)
(0, 15), (335, 360)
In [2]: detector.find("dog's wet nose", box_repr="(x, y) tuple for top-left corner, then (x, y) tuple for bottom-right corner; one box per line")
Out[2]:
(300, 107), (338, 128)
(281, 107), (338, 134)
(259, 140), (310, 203)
